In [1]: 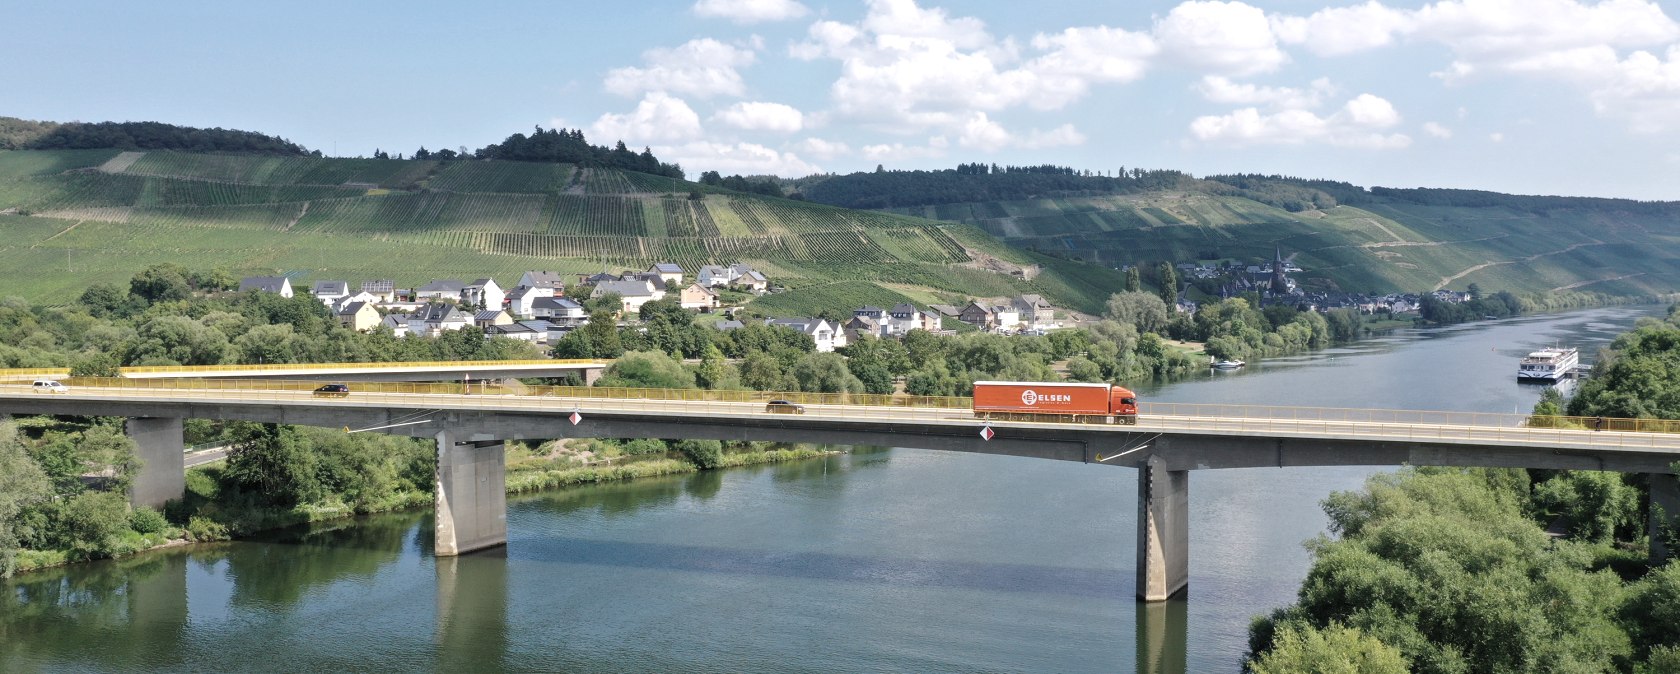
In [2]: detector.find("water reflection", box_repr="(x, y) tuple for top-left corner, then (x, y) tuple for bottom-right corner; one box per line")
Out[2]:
(1, 551), (189, 670)
(435, 547), (509, 672)
(224, 512), (417, 607)
(1136, 598), (1189, 674)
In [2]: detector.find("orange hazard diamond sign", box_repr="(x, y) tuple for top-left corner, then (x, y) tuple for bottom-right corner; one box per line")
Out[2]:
(569, 411), (582, 426)
(979, 426), (995, 441)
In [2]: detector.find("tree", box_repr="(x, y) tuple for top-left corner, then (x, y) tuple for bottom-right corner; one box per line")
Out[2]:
(1104, 291), (1171, 334)
(222, 422), (321, 508)
(1156, 262), (1178, 307)
(577, 311), (623, 359)
(696, 343), (729, 390)
(80, 283), (137, 319)
(676, 439), (722, 469)
(0, 423), (51, 578)
(129, 263), (192, 304)
(1248, 623), (1409, 674)
(1124, 266), (1141, 293)
(1531, 471), (1641, 543)
(595, 351), (695, 389)
(125, 315), (232, 366)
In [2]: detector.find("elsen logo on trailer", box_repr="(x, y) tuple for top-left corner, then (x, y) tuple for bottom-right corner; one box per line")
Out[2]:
(1019, 389), (1070, 406)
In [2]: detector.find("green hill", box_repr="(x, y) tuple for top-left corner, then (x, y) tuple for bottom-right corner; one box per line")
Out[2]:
(0, 149), (1118, 315)
(858, 174), (1680, 298)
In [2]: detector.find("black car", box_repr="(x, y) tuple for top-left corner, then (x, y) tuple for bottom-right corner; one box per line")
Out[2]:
(765, 399), (805, 414)
(313, 383), (350, 397)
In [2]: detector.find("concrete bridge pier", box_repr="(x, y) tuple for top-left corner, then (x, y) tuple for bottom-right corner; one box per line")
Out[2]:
(1651, 473), (1680, 564)
(126, 417), (184, 510)
(435, 429), (507, 556)
(1137, 454), (1189, 602)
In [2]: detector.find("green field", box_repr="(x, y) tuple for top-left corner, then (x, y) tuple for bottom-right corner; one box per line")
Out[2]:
(0, 150), (1099, 316)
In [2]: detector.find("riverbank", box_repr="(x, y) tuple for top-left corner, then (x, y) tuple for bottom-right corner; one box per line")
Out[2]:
(11, 443), (839, 575)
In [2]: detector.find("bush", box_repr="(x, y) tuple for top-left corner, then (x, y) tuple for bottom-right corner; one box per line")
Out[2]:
(676, 439), (723, 469)
(129, 507), (168, 534)
(60, 491), (130, 557)
(186, 516), (229, 542)
(622, 439), (669, 456)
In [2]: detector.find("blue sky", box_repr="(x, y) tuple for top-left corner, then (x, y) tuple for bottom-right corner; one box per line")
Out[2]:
(6, 0), (1680, 199)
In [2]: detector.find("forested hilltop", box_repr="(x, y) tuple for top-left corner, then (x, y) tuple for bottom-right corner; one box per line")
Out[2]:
(0, 117), (309, 155)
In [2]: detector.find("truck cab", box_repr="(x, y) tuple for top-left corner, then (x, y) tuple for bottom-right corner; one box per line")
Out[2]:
(1110, 387), (1139, 422)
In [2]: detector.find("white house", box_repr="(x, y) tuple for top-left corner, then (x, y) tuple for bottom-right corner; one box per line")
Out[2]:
(508, 285), (556, 319)
(415, 279), (466, 303)
(647, 262), (684, 286)
(462, 278), (504, 311)
(239, 276), (293, 298)
(379, 313), (410, 338)
(697, 264), (733, 288)
(679, 283), (720, 311)
(360, 280), (397, 303)
(593, 279), (663, 313)
(407, 303), (472, 337)
(531, 297), (586, 323)
(731, 265), (768, 293)
(311, 280), (350, 307)
(333, 290), (380, 311)
(767, 317), (845, 352)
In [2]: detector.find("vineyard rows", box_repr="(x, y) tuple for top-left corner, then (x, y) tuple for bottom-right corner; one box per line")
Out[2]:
(427, 161), (571, 193)
(0, 149), (118, 180)
(545, 195), (649, 236)
(295, 193), (546, 234)
(121, 152), (436, 189)
(661, 198), (699, 237)
(728, 197), (769, 235)
(583, 169), (637, 194)
(143, 177), (359, 207)
(620, 171), (690, 195)
(128, 203), (304, 231)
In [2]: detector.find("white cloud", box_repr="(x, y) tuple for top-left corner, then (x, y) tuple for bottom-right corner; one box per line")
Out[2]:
(656, 141), (820, 177)
(1190, 93), (1411, 149)
(1271, 1), (1414, 56)
(1195, 75), (1332, 109)
(589, 93), (704, 144)
(860, 140), (948, 162)
(1584, 45), (1680, 133)
(1422, 121), (1454, 138)
(692, 0), (807, 24)
(713, 101), (805, 133)
(1489, 131), (1505, 142)
(957, 112), (1012, 150)
(790, 137), (851, 159)
(604, 38), (757, 98)
(791, 0), (1154, 137)
(1153, 1), (1289, 76)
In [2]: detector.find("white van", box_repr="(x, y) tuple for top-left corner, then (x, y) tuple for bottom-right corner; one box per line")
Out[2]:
(31, 379), (69, 394)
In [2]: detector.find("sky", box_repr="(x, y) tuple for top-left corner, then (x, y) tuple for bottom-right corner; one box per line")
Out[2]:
(5, 0), (1680, 200)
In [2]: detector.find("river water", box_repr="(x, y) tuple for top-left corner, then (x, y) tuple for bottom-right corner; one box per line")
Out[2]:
(1, 306), (1667, 673)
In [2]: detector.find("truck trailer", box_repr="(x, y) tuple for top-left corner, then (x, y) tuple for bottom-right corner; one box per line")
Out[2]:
(971, 381), (1139, 424)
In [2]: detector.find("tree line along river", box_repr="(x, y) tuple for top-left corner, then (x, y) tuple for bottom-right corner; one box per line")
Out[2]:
(0, 305), (1665, 673)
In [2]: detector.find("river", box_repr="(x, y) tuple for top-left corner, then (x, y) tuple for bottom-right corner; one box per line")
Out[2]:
(1, 305), (1667, 673)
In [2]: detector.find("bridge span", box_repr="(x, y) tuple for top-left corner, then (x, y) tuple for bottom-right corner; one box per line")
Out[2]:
(4, 377), (1677, 602)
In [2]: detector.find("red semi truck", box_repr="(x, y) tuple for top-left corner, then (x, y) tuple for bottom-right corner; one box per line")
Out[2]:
(971, 381), (1139, 424)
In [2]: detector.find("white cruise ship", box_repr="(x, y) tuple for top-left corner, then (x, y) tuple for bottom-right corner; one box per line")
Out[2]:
(1517, 347), (1578, 382)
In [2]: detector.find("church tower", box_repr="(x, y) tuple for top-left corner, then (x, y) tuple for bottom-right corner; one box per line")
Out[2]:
(1269, 245), (1289, 297)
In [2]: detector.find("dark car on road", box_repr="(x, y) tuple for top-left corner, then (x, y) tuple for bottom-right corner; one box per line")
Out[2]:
(765, 399), (805, 414)
(313, 383), (350, 398)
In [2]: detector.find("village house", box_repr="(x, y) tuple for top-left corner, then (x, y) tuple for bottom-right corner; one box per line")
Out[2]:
(360, 280), (397, 303)
(415, 279), (466, 303)
(958, 302), (1020, 333)
(336, 301), (380, 332)
(461, 278), (504, 311)
(766, 317), (845, 352)
(889, 303), (941, 334)
(592, 279), (664, 313)
(508, 285), (555, 320)
(854, 306), (889, 323)
(517, 271), (568, 291)
(730, 264), (768, 293)
(697, 264), (733, 287)
(473, 309), (512, 328)
(238, 276), (293, 298)
(487, 322), (541, 343)
(531, 296), (586, 324)
(679, 282), (720, 311)
(1011, 294), (1055, 329)
(379, 314), (410, 338)
(311, 280), (350, 307)
(618, 271), (669, 293)
(407, 303), (472, 337)
(844, 315), (885, 342)
(577, 271), (620, 287)
(647, 262), (684, 286)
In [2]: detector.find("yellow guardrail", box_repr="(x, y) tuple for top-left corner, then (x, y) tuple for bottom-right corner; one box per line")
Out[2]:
(115, 359), (605, 374)
(0, 368), (71, 378)
(50, 376), (973, 409)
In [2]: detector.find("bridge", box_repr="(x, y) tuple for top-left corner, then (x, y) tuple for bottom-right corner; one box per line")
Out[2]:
(4, 375), (1678, 603)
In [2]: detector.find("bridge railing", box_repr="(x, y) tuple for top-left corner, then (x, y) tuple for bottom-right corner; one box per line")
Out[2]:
(24, 378), (1680, 435)
(52, 377), (973, 410)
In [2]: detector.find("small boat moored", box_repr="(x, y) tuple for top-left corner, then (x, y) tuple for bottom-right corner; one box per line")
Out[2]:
(1210, 358), (1245, 370)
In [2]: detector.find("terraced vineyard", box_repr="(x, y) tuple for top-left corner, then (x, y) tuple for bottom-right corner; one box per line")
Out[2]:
(0, 150), (1110, 317)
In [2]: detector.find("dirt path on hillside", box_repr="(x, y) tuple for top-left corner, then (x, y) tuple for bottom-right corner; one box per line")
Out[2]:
(1356, 217), (1404, 243)
(563, 168), (588, 194)
(36, 219), (85, 245)
(1552, 273), (1645, 292)
(98, 151), (145, 173)
(284, 201), (309, 231)
(1432, 240), (1605, 291)
(956, 242), (1038, 279)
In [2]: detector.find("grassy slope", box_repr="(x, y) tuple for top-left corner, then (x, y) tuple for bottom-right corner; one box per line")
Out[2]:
(0, 150), (1107, 314)
(888, 191), (1680, 297)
